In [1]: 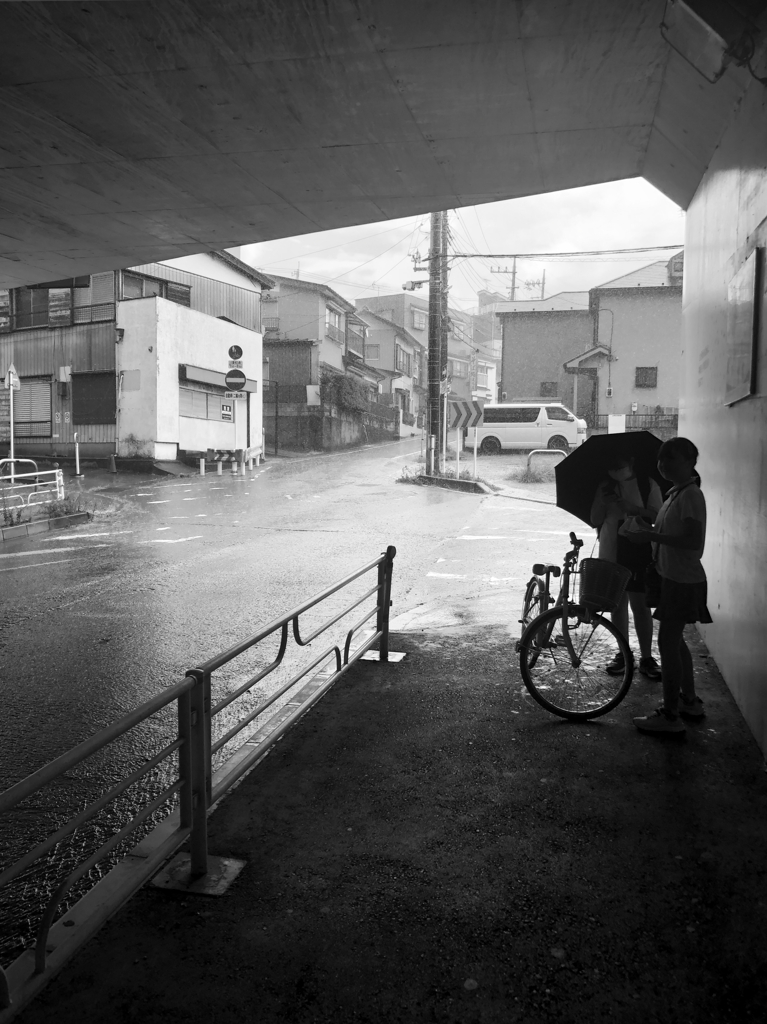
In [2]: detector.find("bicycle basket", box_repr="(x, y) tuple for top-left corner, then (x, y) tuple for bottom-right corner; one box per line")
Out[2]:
(578, 558), (632, 612)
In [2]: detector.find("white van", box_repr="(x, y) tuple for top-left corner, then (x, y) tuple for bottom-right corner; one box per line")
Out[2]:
(476, 402), (587, 454)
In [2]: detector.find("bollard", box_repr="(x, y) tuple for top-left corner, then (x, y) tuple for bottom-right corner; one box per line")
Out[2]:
(74, 432), (83, 478)
(109, 454), (117, 474)
(199, 457), (205, 476)
(248, 458), (253, 471)
(216, 461), (223, 476)
(231, 461), (237, 475)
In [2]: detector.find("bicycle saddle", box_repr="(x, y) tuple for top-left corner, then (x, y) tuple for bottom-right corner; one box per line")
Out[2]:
(533, 563), (561, 577)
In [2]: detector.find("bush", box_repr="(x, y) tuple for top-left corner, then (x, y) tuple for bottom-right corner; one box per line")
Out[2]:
(319, 373), (370, 413)
(46, 494), (93, 519)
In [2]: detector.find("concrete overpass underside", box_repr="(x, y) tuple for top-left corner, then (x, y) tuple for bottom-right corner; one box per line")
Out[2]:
(0, 0), (754, 287)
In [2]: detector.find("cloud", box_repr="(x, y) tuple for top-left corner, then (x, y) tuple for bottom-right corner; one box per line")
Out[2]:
(240, 178), (684, 309)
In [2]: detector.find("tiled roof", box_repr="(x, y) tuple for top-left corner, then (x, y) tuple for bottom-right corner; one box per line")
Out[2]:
(264, 273), (356, 312)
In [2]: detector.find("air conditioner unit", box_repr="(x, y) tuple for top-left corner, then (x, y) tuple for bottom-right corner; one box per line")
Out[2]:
(631, 402), (638, 413)
(606, 387), (613, 398)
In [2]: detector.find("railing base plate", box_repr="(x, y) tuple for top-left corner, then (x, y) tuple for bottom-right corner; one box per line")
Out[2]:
(151, 854), (246, 896)
(359, 650), (407, 662)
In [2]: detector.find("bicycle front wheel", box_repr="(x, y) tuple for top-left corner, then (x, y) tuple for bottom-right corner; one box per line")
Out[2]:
(518, 605), (633, 720)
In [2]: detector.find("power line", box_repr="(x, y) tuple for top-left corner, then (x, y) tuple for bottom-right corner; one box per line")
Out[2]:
(428, 244), (684, 263)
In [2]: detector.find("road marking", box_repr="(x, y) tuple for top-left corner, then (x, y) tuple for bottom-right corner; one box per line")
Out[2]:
(427, 572), (467, 579)
(0, 558), (76, 572)
(195, 514), (207, 517)
(149, 536), (203, 544)
(209, 486), (224, 490)
(457, 531), (575, 539)
(134, 493), (154, 496)
(169, 516), (189, 519)
(156, 527), (171, 531)
(0, 545), (108, 559)
(182, 497), (199, 501)
(147, 500), (170, 504)
(39, 531), (133, 541)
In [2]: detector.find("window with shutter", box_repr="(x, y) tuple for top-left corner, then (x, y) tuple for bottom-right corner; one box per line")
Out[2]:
(72, 373), (116, 424)
(14, 378), (52, 436)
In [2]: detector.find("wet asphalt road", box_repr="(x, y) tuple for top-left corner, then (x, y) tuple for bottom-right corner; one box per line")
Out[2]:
(1, 440), (484, 781)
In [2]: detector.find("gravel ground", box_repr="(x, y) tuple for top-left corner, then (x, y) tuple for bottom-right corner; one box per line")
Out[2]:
(16, 625), (767, 1024)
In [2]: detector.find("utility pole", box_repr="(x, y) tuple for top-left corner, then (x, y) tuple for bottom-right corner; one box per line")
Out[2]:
(427, 211), (442, 475)
(541, 269), (546, 300)
(510, 255), (517, 301)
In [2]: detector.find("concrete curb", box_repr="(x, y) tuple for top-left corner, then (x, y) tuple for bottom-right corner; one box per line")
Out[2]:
(0, 511), (90, 543)
(415, 474), (488, 494)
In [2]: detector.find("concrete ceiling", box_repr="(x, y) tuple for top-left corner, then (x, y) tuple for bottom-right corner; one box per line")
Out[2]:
(0, 0), (752, 287)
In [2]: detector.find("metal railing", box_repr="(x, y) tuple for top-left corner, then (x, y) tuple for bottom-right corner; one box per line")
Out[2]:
(346, 328), (364, 355)
(0, 303), (115, 333)
(0, 545), (395, 999)
(0, 460), (64, 508)
(526, 448), (568, 469)
(325, 322), (344, 346)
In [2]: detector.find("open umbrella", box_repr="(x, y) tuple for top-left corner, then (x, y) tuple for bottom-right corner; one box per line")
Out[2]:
(555, 431), (667, 526)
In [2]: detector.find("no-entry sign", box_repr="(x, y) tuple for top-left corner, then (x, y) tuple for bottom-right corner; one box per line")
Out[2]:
(224, 368), (247, 391)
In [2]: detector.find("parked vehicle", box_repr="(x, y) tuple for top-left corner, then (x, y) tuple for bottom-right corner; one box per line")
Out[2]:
(476, 402), (587, 454)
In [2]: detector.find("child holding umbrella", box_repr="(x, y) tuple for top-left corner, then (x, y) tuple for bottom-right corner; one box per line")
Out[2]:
(590, 454), (664, 680)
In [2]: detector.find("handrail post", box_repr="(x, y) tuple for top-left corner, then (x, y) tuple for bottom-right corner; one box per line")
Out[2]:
(177, 683), (193, 833)
(187, 669), (211, 878)
(377, 545), (396, 662)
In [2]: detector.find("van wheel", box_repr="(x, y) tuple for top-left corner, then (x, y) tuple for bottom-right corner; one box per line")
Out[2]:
(480, 436), (502, 455)
(548, 435), (569, 452)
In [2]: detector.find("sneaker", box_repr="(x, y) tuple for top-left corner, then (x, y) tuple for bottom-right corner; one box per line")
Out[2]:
(633, 707), (686, 734)
(679, 695), (705, 720)
(638, 656), (662, 681)
(605, 654), (626, 676)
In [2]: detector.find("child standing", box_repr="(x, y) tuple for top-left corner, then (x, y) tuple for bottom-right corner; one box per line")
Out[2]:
(629, 437), (712, 735)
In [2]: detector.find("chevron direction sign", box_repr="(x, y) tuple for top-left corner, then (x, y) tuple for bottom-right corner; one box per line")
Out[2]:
(448, 398), (484, 429)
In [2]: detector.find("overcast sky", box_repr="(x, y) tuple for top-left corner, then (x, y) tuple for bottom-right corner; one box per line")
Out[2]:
(239, 178), (685, 312)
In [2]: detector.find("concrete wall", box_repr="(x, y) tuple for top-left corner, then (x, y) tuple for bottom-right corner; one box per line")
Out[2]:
(594, 289), (682, 417)
(263, 402), (398, 451)
(501, 310), (592, 406)
(683, 79), (767, 756)
(117, 298), (262, 461)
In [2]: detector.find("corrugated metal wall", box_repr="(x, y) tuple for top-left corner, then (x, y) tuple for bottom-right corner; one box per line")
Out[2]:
(130, 263), (261, 331)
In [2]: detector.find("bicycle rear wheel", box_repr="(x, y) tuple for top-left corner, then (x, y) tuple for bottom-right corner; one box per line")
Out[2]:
(520, 577), (546, 629)
(518, 605), (633, 720)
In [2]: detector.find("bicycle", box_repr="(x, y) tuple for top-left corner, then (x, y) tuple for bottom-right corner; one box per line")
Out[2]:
(516, 532), (634, 720)
(520, 560), (561, 630)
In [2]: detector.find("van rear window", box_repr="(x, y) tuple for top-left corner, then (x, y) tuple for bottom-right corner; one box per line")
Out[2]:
(483, 407), (540, 423)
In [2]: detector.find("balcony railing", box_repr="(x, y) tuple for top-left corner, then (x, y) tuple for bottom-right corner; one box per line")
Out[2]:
(0, 303), (115, 333)
(262, 317), (280, 332)
(346, 328), (364, 355)
(325, 322), (344, 346)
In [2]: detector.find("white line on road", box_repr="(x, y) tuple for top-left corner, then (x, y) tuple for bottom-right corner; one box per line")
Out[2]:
(457, 531), (574, 539)
(169, 516), (189, 519)
(0, 558), (76, 572)
(39, 531), (133, 541)
(182, 497), (199, 501)
(134, 493), (154, 496)
(427, 572), (467, 579)
(156, 527), (171, 531)
(147, 536), (203, 544)
(0, 545), (108, 559)
(147, 500), (170, 504)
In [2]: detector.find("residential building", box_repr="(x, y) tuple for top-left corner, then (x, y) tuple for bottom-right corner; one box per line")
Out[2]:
(566, 253), (684, 425)
(495, 253), (684, 426)
(354, 291), (494, 403)
(495, 292), (592, 414)
(355, 308), (426, 424)
(260, 273), (373, 382)
(0, 251), (272, 462)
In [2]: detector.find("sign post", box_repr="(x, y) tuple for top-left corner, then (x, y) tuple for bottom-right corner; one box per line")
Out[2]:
(448, 398), (485, 479)
(4, 363), (20, 483)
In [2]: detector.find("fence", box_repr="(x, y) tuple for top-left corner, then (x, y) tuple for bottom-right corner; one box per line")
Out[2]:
(0, 303), (115, 333)
(0, 546), (396, 1014)
(0, 460), (64, 509)
(595, 413), (678, 432)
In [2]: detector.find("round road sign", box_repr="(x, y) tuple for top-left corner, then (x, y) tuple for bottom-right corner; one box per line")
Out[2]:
(228, 344), (243, 360)
(225, 369), (247, 390)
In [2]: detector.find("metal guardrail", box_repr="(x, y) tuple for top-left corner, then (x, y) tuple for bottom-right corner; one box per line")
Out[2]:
(0, 545), (396, 1007)
(526, 448), (568, 469)
(0, 460), (64, 508)
(0, 303), (115, 333)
